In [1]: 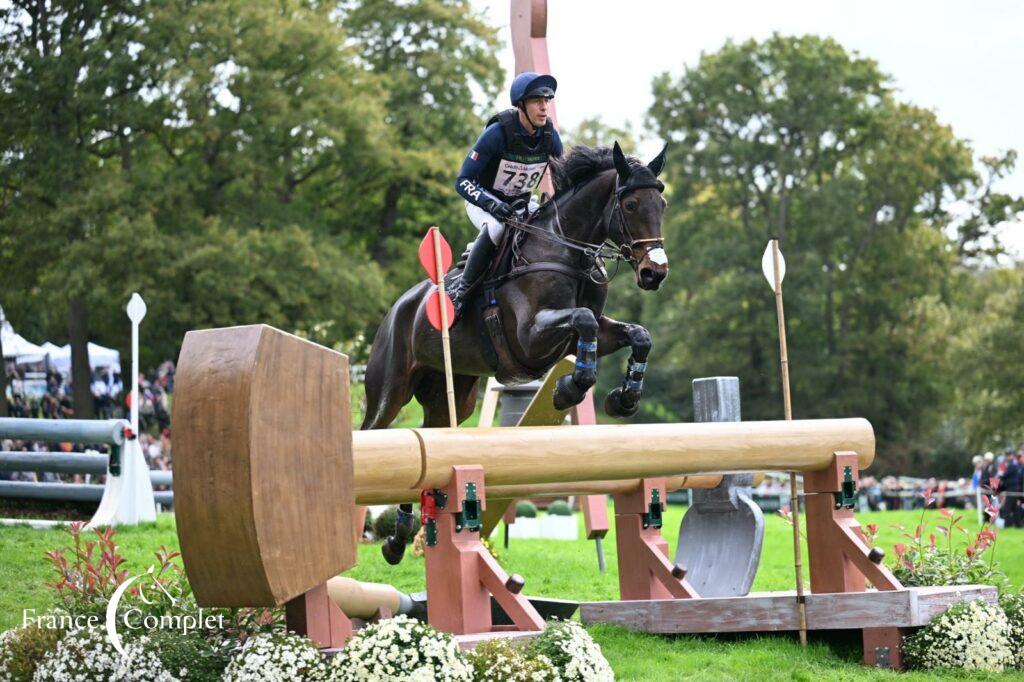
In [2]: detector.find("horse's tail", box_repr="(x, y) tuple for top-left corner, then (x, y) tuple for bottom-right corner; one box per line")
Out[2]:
(360, 280), (430, 430)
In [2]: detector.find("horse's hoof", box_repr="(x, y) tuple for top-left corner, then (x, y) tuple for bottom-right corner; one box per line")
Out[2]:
(381, 536), (407, 565)
(553, 375), (585, 411)
(605, 387), (640, 418)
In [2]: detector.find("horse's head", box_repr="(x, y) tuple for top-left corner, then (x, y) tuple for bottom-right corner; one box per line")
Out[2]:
(609, 141), (669, 291)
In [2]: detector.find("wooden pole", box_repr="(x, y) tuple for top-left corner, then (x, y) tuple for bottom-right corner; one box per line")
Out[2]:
(432, 227), (458, 428)
(771, 239), (808, 648)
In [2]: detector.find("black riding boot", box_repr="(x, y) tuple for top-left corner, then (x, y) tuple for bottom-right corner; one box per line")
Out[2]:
(449, 234), (497, 321)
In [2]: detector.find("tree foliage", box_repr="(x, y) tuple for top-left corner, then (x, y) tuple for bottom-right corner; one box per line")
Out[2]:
(0, 0), (496, 367)
(631, 34), (1021, 472)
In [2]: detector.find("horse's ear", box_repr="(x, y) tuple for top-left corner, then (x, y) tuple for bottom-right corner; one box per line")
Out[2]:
(648, 143), (668, 177)
(612, 141), (631, 182)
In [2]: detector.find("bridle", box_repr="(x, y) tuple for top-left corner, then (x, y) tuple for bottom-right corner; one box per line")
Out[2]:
(501, 171), (666, 284)
(610, 175), (665, 264)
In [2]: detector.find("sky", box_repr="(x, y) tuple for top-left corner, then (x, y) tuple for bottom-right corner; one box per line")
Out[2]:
(472, 0), (1024, 257)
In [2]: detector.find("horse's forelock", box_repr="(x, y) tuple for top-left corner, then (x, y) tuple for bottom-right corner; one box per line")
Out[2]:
(624, 165), (665, 193)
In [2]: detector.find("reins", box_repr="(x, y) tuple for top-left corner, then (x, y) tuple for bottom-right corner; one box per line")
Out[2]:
(497, 172), (665, 285)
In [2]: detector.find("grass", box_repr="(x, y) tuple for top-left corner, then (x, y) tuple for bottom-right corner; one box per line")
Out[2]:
(1, 506), (1022, 680)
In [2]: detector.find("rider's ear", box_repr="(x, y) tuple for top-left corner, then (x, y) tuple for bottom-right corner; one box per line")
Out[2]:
(648, 143), (668, 176)
(612, 141), (631, 182)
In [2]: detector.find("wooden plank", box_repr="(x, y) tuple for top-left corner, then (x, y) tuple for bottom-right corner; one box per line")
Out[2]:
(516, 356), (577, 427)
(579, 586), (997, 634)
(478, 378), (501, 428)
(912, 585), (997, 625)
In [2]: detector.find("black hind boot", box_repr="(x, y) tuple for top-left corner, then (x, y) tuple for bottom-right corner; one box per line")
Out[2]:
(449, 235), (497, 321)
(382, 504), (415, 565)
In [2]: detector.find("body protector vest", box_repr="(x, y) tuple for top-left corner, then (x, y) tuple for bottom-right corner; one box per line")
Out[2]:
(484, 109), (555, 200)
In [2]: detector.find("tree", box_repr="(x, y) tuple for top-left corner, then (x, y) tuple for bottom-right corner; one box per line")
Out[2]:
(1, 0), (396, 373)
(638, 34), (1010, 472)
(338, 0), (503, 270)
(950, 265), (1024, 450)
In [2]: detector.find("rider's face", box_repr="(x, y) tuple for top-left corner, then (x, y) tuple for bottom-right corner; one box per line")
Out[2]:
(523, 97), (551, 128)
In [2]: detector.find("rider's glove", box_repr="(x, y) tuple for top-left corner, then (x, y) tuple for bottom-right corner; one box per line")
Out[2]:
(487, 200), (516, 222)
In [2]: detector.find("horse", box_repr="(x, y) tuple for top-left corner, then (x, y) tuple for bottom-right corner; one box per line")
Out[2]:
(361, 142), (670, 438)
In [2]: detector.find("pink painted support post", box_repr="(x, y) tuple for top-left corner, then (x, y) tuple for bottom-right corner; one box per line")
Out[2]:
(284, 582), (353, 649)
(425, 465), (545, 635)
(612, 478), (698, 600)
(510, 0), (558, 197)
(803, 451), (905, 668)
(571, 394), (609, 543)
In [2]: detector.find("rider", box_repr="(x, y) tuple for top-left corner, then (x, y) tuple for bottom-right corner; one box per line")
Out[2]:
(448, 71), (564, 320)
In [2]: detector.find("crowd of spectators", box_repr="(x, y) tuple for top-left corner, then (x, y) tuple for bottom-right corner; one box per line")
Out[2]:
(0, 361), (176, 484)
(854, 447), (1024, 527)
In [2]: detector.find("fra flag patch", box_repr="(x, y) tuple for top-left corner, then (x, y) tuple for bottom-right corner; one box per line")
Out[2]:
(469, 150), (479, 161)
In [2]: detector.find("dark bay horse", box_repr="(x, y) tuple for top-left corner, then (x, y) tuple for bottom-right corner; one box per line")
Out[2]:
(362, 142), (669, 432)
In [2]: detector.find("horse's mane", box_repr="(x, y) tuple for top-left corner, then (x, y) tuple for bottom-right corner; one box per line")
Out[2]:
(549, 145), (641, 195)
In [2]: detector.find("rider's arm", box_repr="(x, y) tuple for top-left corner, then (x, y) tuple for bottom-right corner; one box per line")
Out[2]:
(455, 124), (508, 210)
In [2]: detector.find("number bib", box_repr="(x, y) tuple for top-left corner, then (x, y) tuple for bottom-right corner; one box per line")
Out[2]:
(493, 158), (548, 195)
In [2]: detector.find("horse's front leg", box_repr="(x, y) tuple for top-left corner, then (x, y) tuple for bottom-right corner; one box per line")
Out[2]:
(597, 315), (652, 418)
(528, 307), (600, 410)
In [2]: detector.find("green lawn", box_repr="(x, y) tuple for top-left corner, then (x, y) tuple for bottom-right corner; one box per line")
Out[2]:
(1, 506), (1021, 680)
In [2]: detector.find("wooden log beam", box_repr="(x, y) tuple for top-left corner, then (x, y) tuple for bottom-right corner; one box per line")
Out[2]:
(352, 418), (874, 496)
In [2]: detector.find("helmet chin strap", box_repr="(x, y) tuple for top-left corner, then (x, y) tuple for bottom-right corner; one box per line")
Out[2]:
(517, 103), (538, 133)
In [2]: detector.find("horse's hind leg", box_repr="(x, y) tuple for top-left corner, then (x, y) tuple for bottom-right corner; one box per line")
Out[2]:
(416, 370), (480, 427)
(384, 370), (480, 565)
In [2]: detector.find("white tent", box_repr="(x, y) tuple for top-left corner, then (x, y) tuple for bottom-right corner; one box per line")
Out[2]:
(1, 317), (48, 364)
(47, 342), (121, 374)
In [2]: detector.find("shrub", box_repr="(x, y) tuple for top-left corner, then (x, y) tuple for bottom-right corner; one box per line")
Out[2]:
(147, 628), (230, 682)
(0, 621), (65, 682)
(528, 620), (614, 681)
(903, 599), (1014, 672)
(329, 614), (472, 681)
(547, 500), (572, 516)
(1000, 592), (1024, 668)
(515, 501), (537, 518)
(222, 631), (329, 681)
(889, 491), (1006, 589)
(372, 506), (421, 542)
(467, 637), (558, 681)
(33, 627), (179, 681)
(43, 522), (130, 618)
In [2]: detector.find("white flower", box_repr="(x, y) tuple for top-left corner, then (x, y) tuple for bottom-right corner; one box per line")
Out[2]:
(223, 632), (329, 681)
(31, 627), (179, 682)
(904, 599), (1014, 672)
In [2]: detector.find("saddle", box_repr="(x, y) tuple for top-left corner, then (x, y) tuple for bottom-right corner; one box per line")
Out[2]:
(450, 208), (583, 386)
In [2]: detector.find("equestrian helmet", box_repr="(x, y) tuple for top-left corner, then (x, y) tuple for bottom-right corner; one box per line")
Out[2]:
(510, 72), (557, 106)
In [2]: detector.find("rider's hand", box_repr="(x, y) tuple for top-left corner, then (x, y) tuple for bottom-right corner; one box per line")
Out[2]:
(488, 200), (516, 222)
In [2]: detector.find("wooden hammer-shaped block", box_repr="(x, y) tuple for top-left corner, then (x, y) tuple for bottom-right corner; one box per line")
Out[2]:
(174, 324), (356, 607)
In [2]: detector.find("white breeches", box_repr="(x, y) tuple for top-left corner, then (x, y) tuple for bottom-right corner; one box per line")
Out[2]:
(465, 197), (539, 245)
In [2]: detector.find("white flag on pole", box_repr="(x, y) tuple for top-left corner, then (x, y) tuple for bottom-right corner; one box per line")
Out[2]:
(761, 240), (786, 291)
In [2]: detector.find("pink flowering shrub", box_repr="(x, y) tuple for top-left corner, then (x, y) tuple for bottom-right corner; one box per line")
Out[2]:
(890, 488), (1006, 589)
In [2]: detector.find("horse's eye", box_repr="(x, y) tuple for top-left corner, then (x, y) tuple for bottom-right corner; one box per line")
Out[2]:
(624, 199), (639, 212)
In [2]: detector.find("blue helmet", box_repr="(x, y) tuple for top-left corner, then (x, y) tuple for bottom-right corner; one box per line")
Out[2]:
(510, 72), (557, 106)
